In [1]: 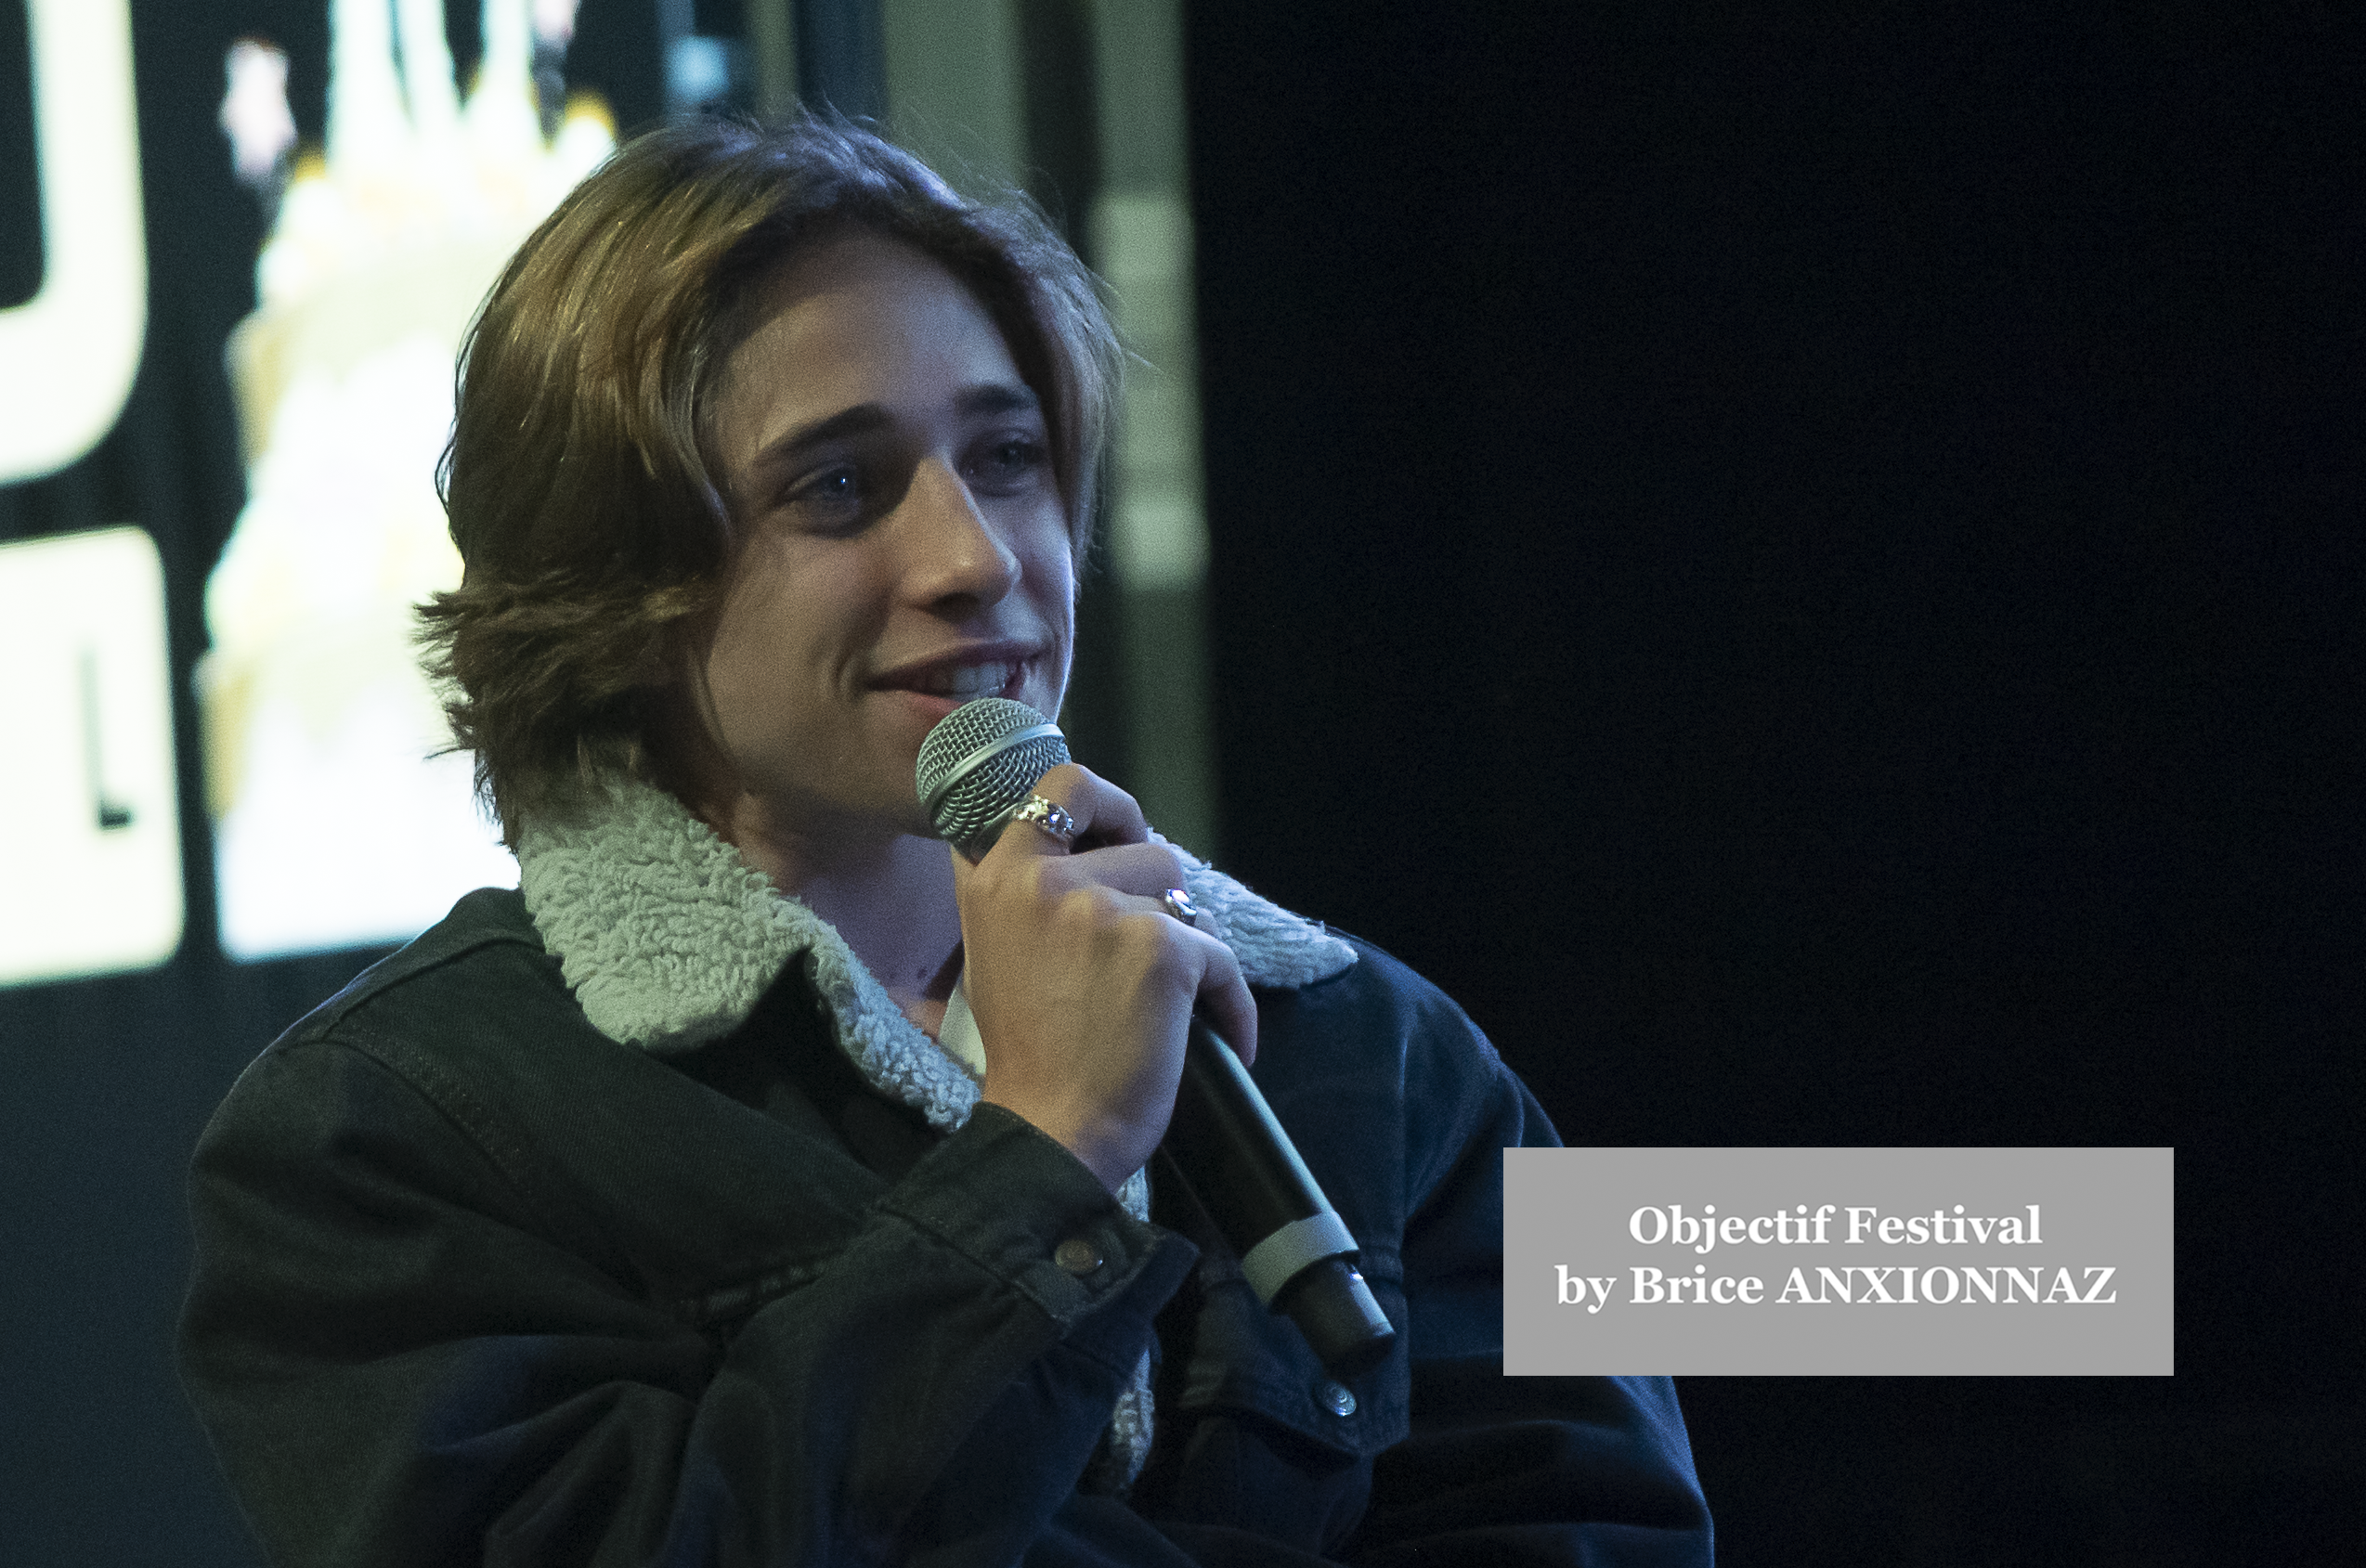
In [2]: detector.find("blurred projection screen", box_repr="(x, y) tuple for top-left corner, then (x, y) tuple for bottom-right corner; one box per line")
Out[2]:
(0, 0), (146, 485)
(201, 0), (611, 960)
(0, 528), (184, 988)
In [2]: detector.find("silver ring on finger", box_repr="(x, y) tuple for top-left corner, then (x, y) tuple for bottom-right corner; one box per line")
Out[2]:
(1161, 887), (1202, 927)
(1012, 795), (1077, 847)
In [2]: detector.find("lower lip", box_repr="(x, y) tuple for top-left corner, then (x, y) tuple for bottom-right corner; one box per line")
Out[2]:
(876, 672), (1032, 727)
(883, 689), (966, 727)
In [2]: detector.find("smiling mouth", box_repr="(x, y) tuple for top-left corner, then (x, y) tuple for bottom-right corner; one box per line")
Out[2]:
(888, 660), (1025, 702)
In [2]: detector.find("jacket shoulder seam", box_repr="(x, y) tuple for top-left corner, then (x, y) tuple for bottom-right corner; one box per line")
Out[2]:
(294, 922), (550, 1038)
(309, 1017), (605, 1267)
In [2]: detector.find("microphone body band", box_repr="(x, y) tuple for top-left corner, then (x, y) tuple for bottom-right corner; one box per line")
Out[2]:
(1242, 1212), (1358, 1305)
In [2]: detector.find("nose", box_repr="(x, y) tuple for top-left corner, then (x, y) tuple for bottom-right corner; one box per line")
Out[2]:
(898, 456), (1020, 609)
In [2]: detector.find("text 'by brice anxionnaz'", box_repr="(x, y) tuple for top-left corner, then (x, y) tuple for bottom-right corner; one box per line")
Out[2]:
(1552, 1203), (2121, 1313)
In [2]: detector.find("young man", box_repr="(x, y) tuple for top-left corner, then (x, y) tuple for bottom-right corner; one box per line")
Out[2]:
(179, 117), (1712, 1565)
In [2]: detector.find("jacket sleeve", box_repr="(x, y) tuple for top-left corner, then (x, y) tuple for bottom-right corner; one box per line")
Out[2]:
(179, 1033), (1194, 1568)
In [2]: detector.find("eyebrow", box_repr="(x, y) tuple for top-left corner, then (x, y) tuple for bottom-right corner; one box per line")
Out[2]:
(744, 382), (1044, 474)
(954, 382), (1041, 419)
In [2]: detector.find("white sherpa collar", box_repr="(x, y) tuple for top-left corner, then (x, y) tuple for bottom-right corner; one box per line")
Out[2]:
(514, 773), (1351, 1492)
(514, 774), (1358, 1132)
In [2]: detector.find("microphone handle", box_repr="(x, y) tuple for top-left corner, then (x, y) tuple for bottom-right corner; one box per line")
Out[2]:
(1163, 1018), (1397, 1377)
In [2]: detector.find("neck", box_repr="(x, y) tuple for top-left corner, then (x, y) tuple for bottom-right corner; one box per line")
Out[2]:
(703, 794), (963, 1007)
(648, 697), (965, 1009)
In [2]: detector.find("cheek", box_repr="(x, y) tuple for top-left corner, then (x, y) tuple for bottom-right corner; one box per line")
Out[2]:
(705, 566), (779, 679)
(1032, 544), (1080, 699)
(1036, 550), (1078, 619)
(1021, 515), (1080, 620)
(697, 556), (842, 748)
(698, 630), (794, 761)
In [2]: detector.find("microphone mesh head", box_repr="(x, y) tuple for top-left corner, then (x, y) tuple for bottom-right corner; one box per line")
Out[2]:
(915, 698), (1071, 855)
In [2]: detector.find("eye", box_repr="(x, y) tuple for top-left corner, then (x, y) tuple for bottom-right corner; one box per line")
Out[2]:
(784, 463), (865, 529)
(965, 435), (1049, 497)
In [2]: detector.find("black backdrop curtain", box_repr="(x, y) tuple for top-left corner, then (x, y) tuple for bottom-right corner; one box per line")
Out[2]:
(1187, 4), (2360, 1560)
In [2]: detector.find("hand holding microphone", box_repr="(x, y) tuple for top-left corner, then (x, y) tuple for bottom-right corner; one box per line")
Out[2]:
(950, 756), (1256, 1194)
(918, 700), (1395, 1375)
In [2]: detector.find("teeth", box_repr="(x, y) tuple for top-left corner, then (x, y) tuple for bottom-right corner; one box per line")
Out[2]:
(915, 661), (1017, 699)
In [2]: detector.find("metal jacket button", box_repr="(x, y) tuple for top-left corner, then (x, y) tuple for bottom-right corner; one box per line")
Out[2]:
(1054, 1237), (1105, 1276)
(1317, 1380), (1356, 1417)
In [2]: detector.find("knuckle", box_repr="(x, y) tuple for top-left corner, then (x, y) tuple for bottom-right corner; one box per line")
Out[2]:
(1116, 906), (1183, 965)
(1050, 883), (1106, 928)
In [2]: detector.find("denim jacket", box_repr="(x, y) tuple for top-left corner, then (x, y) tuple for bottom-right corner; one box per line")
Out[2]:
(179, 781), (1711, 1565)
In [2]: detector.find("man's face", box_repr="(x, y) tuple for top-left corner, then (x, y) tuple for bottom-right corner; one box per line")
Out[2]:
(686, 227), (1075, 841)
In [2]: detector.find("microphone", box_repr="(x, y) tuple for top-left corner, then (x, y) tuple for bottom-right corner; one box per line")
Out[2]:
(916, 699), (1396, 1377)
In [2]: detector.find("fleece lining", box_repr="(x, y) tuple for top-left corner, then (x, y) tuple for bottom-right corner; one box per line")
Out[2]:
(513, 774), (1357, 1488)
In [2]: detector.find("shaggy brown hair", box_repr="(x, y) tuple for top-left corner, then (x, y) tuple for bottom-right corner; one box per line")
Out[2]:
(418, 116), (1119, 844)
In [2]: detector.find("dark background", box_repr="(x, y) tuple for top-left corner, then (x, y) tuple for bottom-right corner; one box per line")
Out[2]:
(2, 2), (2359, 1562)
(1188, 4), (2360, 1562)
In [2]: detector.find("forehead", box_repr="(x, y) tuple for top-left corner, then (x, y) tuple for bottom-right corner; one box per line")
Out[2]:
(710, 228), (1025, 434)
